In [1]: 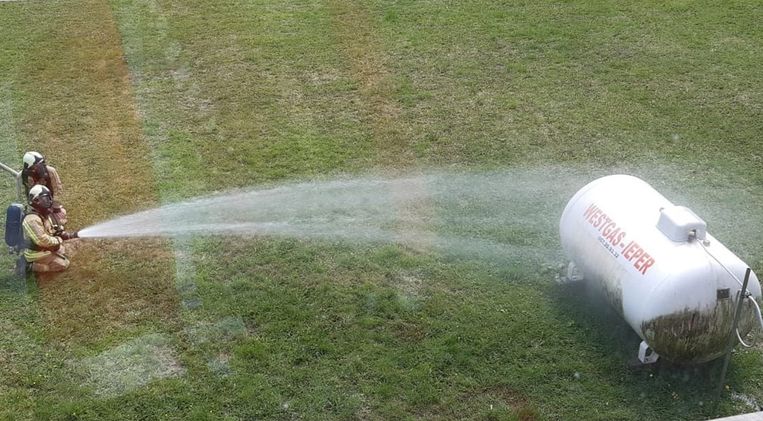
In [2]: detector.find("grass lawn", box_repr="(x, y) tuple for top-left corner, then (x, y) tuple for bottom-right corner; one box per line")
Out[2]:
(1, 0), (762, 419)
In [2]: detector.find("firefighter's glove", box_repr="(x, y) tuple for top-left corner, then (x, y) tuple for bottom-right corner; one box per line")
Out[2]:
(59, 231), (78, 241)
(53, 226), (64, 236)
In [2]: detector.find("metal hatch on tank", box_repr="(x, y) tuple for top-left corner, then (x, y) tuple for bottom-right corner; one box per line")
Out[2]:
(559, 174), (763, 364)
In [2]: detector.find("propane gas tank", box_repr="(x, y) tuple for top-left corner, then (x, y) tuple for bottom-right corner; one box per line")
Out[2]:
(560, 174), (761, 363)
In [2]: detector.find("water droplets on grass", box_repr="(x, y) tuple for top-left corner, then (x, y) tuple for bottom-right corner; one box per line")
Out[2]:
(80, 333), (184, 397)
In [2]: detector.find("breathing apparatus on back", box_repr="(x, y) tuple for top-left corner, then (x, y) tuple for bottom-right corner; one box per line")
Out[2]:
(4, 203), (25, 254)
(4, 180), (58, 254)
(0, 186), (45, 254)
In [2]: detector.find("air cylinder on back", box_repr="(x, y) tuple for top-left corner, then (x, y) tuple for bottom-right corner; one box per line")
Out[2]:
(5, 203), (25, 253)
(560, 174), (761, 363)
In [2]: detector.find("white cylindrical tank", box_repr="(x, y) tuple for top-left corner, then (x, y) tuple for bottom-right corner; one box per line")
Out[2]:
(560, 174), (761, 363)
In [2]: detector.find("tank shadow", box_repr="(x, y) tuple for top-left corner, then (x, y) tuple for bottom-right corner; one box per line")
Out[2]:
(548, 278), (730, 409)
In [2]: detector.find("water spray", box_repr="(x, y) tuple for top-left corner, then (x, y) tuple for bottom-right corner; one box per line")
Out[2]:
(76, 170), (581, 264)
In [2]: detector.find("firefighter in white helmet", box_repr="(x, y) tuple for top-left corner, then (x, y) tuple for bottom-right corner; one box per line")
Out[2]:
(22, 151), (68, 229)
(22, 185), (78, 273)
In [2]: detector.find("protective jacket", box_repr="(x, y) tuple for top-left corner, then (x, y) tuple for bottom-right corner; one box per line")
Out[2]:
(23, 165), (64, 200)
(23, 165), (67, 227)
(22, 211), (63, 262)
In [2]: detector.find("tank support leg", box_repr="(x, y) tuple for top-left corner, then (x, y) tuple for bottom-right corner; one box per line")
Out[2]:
(638, 341), (659, 364)
(566, 262), (584, 282)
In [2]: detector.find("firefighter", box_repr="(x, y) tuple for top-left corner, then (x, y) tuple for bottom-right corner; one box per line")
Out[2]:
(22, 185), (78, 273)
(21, 151), (67, 228)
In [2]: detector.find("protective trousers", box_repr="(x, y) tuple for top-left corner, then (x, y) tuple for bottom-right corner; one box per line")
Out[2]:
(30, 250), (70, 273)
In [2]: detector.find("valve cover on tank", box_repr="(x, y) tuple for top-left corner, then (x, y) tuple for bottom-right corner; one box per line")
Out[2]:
(559, 174), (761, 363)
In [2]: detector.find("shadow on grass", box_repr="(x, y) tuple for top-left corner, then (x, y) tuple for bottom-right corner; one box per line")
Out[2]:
(548, 279), (740, 419)
(0, 273), (28, 295)
(0, 253), (31, 295)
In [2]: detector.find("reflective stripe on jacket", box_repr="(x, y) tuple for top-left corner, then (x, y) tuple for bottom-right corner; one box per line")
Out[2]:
(22, 212), (62, 262)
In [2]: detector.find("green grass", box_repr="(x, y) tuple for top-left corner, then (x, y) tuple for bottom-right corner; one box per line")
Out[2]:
(1, 0), (762, 419)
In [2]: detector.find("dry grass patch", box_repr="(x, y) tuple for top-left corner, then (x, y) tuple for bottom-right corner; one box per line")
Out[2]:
(8, 0), (179, 346)
(328, 1), (414, 167)
(36, 239), (180, 345)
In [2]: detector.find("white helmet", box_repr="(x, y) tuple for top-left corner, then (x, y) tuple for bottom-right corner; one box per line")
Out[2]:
(23, 151), (44, 169)
(28, 184), (52, 205)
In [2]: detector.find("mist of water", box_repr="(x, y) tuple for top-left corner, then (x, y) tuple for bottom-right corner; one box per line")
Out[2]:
(78, 168), (593, 264)
(77, 166), (763, 265)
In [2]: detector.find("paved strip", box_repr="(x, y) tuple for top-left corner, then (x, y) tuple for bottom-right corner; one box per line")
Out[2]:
(710, 411), (763, 421)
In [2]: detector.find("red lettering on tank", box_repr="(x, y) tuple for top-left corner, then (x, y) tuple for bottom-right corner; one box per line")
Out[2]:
(597, 212), (611, 229)
(623, 242), (637, 260)
(615, 231), (626, 246)
(581, 205), (656, 275)
(605, 227), (621, 245)
(602, 222), (616, 237)
(592, 211), (604, 228)
(638, 256), (655, 274)
(583, 203), (598, 219)
(588, 209), (601, 225)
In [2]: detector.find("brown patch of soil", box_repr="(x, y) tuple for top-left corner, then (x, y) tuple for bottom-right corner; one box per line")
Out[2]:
(15, 0), (179, 345)
(327, 1), (415, 167)
(36, 239), (180, 345)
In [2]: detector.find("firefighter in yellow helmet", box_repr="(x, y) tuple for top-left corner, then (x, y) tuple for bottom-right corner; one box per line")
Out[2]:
(22, 151), (68, 229)
(22, 185), (78, 273)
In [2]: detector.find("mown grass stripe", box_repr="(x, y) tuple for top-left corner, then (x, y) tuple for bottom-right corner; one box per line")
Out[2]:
(327, 0), (416, 168)
(2, 0), (180, 366)
(110, 0), (256, 387)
